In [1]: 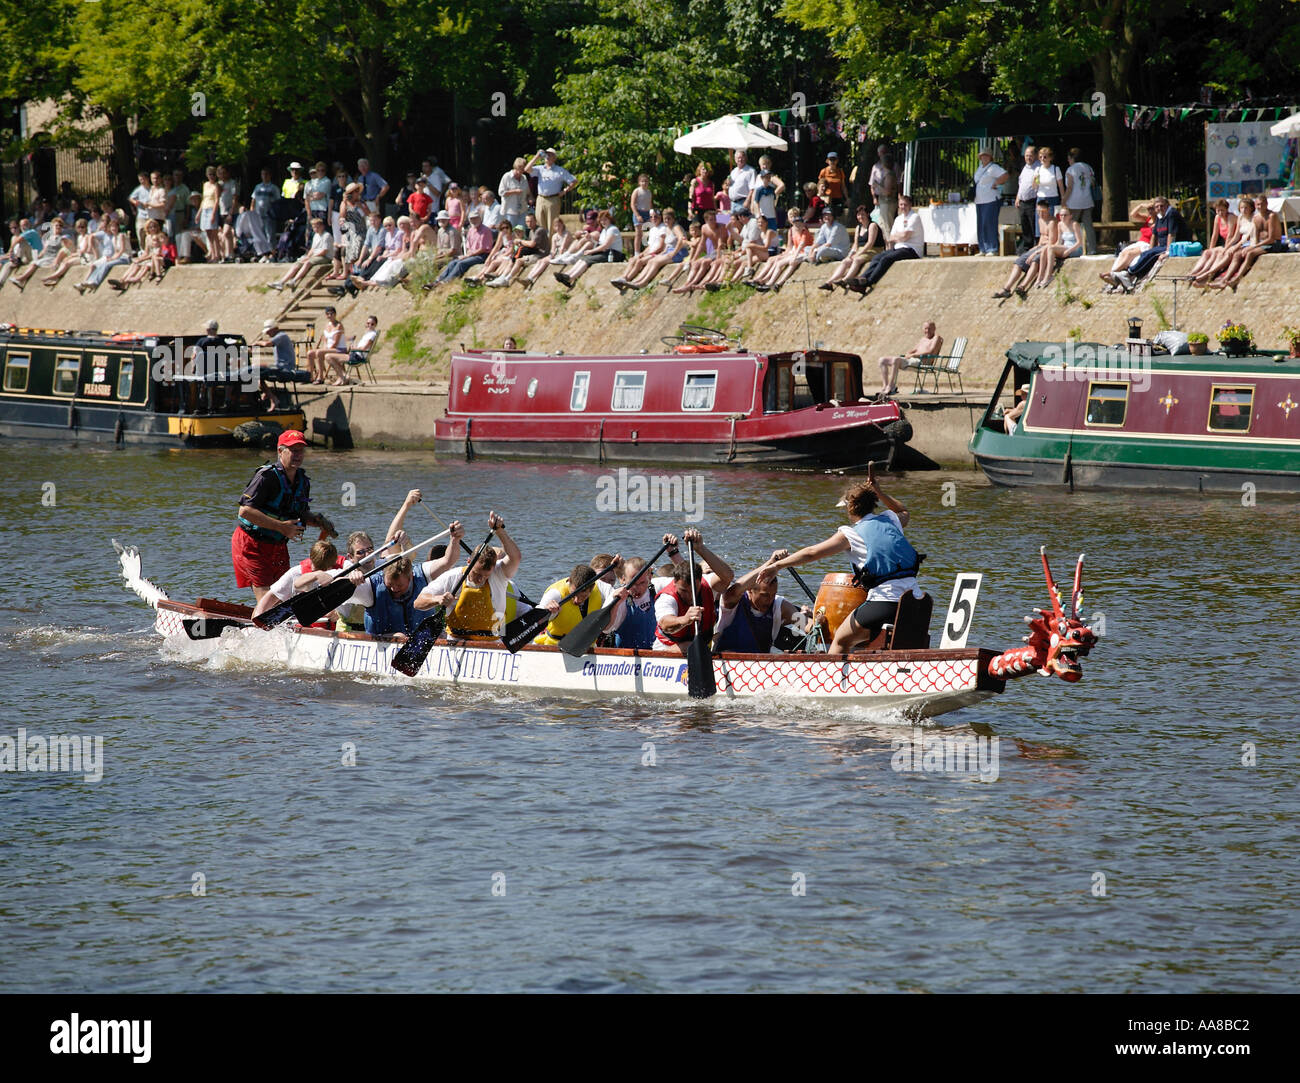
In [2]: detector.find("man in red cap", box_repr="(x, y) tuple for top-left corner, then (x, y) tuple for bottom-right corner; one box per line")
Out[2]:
(231, 429), (337, 600)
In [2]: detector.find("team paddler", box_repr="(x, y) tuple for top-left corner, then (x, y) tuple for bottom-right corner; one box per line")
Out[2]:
(416, 511), (521, 636)
(713, 549), (814, 654)
(766, 464), (923, 655)
(231, 429), (337, 600)
(533, 562), (612, 646)
(652, 529), (734, 653)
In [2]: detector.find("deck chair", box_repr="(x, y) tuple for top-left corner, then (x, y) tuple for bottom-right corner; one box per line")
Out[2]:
(346, 334), (379, 384)
(909, 336), (967, 394)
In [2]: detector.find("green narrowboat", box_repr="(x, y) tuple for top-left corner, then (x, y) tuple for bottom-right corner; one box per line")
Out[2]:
(0, 324), (304, 445)
(970, 339), (1300, 492)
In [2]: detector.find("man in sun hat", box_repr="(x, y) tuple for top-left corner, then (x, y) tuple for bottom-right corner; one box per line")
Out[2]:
(525, 146), (576, 234)
(282, 162), (305, 201)
(231, 428), (337, 600)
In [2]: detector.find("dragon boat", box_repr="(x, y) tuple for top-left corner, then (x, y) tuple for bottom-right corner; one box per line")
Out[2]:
(116, 543), (1098, 720)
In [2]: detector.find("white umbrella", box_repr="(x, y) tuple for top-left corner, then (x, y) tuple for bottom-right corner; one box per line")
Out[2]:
(1270, 112), (1300, 138)
(673, 114), (788, 154)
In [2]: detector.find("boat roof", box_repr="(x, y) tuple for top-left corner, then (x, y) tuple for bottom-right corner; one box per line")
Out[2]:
(0, 325), (217, 347)
(1007, 340), (1296, 374)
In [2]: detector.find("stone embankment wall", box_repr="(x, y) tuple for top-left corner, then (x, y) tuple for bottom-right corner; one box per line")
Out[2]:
(4, 252), (1296, 458)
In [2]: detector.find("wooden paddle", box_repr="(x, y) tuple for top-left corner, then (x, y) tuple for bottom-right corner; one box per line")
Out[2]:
(422, 503), (538, 607)
(685, 540), (716, 699)
(256, 533), (440, 629)
(391, 528), (495, 676)
(560, 541), (672, 658)
(501, 566), (606, 653)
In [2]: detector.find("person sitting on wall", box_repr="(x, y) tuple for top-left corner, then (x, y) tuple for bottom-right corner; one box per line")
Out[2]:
(846, 195), (924, 295)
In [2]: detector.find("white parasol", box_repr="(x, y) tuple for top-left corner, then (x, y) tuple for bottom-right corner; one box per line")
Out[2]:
(1269, 112), (1300, 138)
(673, 114), (788, 154)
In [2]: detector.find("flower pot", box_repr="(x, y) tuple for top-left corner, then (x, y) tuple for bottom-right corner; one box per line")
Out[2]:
(1289, 343), (1300, 359)
(1188, 341), (1208, 355)
(1220, 339), (1248, 357)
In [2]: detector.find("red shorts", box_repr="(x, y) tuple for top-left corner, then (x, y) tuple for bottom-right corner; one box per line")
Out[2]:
(231, 528), (290, 588)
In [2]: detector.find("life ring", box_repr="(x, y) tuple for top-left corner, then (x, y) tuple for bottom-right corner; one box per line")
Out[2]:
(673, 342), (726, 354)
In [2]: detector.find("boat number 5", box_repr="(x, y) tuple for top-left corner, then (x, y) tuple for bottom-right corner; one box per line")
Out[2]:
(940, 574), (982, 650)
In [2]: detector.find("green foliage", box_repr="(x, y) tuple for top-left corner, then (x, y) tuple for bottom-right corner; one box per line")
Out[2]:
(1150, 295), (1170, 331)
(386, 315), (433, 367)
(402, 252), (444, 293)
(436, 283), (482, 338)
(690, 284), (747, 338)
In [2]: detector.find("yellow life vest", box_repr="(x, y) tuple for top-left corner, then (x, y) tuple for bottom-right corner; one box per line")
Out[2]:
(450, 578), (497, 635)
(534, 576), (599, 646)
(504, 580), (518, 623)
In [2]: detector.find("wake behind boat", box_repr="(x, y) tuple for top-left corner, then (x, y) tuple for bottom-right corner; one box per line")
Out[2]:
(117, 542), (1098, 721)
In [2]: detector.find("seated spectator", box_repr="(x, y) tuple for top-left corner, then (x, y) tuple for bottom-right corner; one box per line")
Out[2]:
(822, 205), (883, 290)
(1099, 201), (1154, 292)
(251, 318), (301, 405)
(269, 215), (334, 290)
(1185, 199), (1238, 283)
(611, 208), (666, 289)
(1034, 206), (1084, 288)
(811, 207), (849, 263)
(671, 221), (715, 293)
(75, 216), (131, 293)
(846, 194), (924, 295)
(487, 212), (550, 286)
(750, 211), (812, 291)
(803, 180), (828, 223)
(13, 217), (73, 290)
(521, 217), (577, 288)
(42, 217), (94, 286)
(1109, 196), (1181, 290)
(614, 207), (683, 290)
(733, 207), (775, 279)
(877, 321), (942, 399)
(555, 209), (624, 287)
(1003, 386), (1028, 433)
(112, 218), (167, 290)
(1209, 201), (1284, 291)
(992, 202), (1057, 297)
(354, 215), (415, 289)
(176, 192), (210, 264)
(319, 314), (379, 385)
(469, 221), (518, 282)
(305, 306), (345, 384)
(0, 217), (36, 289)
(432, 208), (492, 285)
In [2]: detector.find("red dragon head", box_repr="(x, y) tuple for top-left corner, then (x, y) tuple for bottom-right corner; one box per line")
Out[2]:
(989, 548), (1098, 683)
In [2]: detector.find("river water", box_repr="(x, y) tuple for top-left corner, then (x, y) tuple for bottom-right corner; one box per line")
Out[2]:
(2, 444), (1297, 993)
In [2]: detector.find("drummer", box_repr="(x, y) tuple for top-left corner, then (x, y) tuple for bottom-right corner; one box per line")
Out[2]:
(766, 464), (922, 655)
(231, 429), (336, 600)
(714, 549), (813, 654)
(417, 511), (522, 636)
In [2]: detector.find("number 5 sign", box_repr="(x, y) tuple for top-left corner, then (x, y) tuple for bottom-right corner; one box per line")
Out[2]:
(940, 574), (982, 649)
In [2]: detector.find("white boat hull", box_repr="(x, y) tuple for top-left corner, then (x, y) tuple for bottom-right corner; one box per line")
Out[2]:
(153, 601), (1005, 718)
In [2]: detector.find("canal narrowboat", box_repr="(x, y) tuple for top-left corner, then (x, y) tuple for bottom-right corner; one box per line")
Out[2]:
(0, 324), (304, 446)
(969, 339), (1300, 492)
(434, 344), (932, 469)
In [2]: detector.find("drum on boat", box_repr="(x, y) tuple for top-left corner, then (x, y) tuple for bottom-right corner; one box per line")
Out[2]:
(813, 573), (866, 639)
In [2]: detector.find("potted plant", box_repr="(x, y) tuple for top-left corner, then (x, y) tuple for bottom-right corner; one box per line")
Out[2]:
(1282, 326), (1300, 358)
(1216, 321), (1254, 356)
(1187, 331), (1209, 355)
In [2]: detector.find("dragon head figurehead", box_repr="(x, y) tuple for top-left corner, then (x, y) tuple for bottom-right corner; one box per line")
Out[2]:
(989, 548), (1098, 683)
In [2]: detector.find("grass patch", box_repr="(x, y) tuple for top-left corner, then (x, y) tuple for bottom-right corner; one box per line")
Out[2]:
(690, 283), (747, 338)
(386, 315), (433, 368)
(436, 283), (482, 339)
(1053, 270), (1082, 306)
(402, 252), (444, 293)
(1150, 295), (1171, 331)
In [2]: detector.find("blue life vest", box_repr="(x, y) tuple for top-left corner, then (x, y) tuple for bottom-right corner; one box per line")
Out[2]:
(237, 463), (310, 542)
(715, 594), (777, 654)
(364, 564), (430, 637)
(612, 587), (658, 649)
(847, 514), (922, 589)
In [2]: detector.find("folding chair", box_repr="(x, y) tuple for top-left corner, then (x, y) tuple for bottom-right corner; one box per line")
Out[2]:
(910, 336), (967, 394)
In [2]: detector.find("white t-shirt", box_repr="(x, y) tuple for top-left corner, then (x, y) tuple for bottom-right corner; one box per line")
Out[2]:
(727, 164), (757, 205)
(974, 162), (1006, 205)
(423, 564), (510, 617)
(838, 511), (920, 603)
(1065, 161), (1095, 210)
(890, 211), (924, 257)
(643, 223), (668, 254)
(1017, 163), (1039, 201)
(353, 329), (378, 352)
(424, 167), (451, 211)
(596, 224), (623, 254)
(1034, 164), (1064, 200)
(349, 559), (446, 608)
(498, 171), (529, 217)
(481, 202), (505, 229)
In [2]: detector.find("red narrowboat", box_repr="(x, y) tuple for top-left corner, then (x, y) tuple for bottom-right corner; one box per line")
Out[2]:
(434, 345), (933, 469)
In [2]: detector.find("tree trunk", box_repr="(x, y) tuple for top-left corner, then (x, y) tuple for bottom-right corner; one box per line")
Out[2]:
(103, 108), (137, 209)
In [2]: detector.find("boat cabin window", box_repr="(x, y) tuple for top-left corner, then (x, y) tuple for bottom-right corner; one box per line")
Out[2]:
(569, 371), (590, 411)
(118, 360), (135, 401)
(682, 371), (717, 411)
(611, 371), (646, 411)
(3, 353), (30, 392)
(1208, 386), (1254, 432)
(53, 355), (81, 396)
(830, 361), (850, 403)
(1084, 381), (1128, 427)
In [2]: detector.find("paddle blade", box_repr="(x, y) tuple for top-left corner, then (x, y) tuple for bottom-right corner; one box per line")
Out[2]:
(391, 608), (446, 676)
(687, 635), (716, 698)
(183, 616), (249, 640)
(502, 607), (551, 653)
(559, 602), (615, 657)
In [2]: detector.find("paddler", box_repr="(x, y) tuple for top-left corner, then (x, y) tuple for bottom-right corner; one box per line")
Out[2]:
(249, 539), (341, 623)
(231, 429), (337, 601)
(533, 563), (606, 646)
(714, 549), (813, 654)
(339, 521), (465, 640)
(417, 511), (522, 637)
(652, 529), (733, 653)
(766, 464), (922, 655)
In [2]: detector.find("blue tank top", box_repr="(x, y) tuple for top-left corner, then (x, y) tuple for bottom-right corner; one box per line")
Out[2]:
(612, 589), (658, 650)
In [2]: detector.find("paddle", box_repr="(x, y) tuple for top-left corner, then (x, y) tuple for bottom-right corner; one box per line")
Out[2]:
(423, 504), (538, 608)
(685, 540), (716, 699)
(560, 541), (673, 657)
(256, 533), (442, 629)
(788, 567), (818, 604)
(501, 567), (608, 653)
(391, 528), (495, 676)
